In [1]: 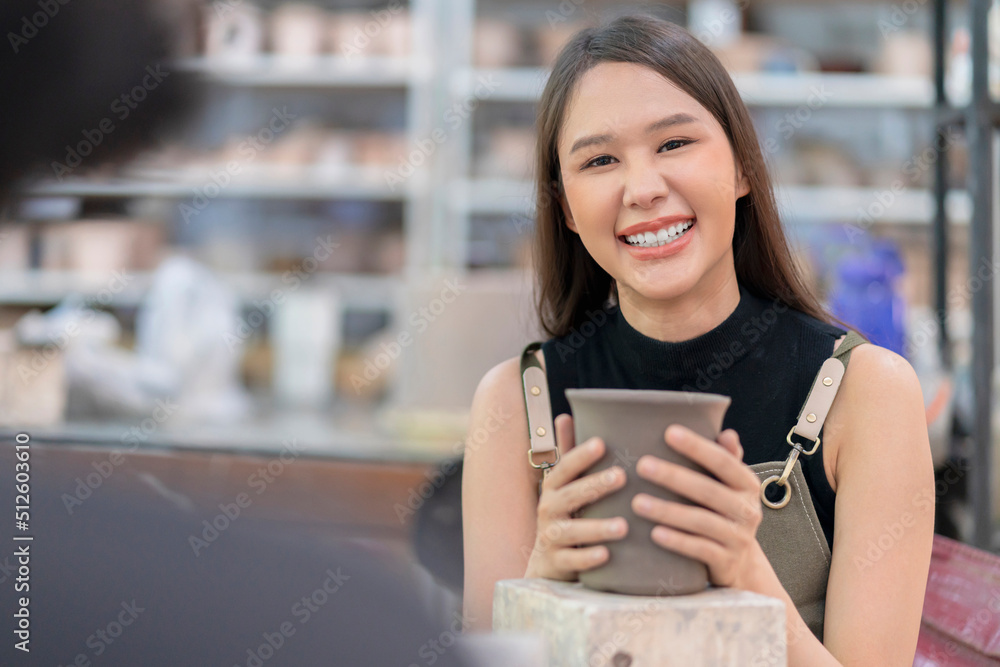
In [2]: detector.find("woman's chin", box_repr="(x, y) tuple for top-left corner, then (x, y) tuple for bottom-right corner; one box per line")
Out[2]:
(616, 277), (696, 305)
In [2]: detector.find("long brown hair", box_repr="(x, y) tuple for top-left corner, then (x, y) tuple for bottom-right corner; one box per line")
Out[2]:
(533, 14), (854, 338)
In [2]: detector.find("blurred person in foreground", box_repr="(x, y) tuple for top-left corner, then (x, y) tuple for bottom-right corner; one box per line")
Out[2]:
(0, 1), (470, 665)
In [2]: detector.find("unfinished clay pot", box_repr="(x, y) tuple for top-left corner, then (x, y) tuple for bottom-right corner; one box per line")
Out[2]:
(565, 388), (731, 596)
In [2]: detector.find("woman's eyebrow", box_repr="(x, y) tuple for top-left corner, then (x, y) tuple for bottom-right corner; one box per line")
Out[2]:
(568, 112), (701, 155)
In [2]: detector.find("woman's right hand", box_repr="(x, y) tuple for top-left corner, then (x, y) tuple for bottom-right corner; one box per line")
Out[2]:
(524, 413), (629, 581)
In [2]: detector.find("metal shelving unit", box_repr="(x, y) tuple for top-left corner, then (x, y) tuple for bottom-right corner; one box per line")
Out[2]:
(453, 178), (973, 225)
(25, 169), (413, 201)
(8, 0), (439, 308)
(440, 1), (999, 551)
(438, 2), (976, 272)
(0, 270), (398, 311)
(930, 0), (998, 550)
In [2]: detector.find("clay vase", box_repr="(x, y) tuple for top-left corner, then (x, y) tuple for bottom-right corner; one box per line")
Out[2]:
(565, 388), (732, 596)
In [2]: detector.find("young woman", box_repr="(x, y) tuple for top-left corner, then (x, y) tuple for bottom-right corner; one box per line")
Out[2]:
(462, 14), (934, 666)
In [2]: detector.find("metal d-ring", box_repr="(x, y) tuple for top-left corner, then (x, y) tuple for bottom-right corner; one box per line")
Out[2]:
(760, 448), (799, 510)
(760, 475), (792, 509)
(786, 426), (820, 456)
(528, 447), (560, 471)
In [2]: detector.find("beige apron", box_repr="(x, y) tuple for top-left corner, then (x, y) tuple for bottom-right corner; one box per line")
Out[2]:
(519, 329), (868, 643)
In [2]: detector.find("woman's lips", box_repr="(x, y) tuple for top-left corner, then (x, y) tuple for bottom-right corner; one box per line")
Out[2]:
(618, 219), (696, 260)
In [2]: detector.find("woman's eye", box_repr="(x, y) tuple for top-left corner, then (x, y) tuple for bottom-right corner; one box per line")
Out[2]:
(582, 155), (615, 169)
(659, 139), (691, 152)
(582, 140), (692, 169)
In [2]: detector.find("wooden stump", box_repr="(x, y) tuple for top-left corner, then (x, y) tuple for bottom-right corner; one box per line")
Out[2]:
(493, 579), (787, 667)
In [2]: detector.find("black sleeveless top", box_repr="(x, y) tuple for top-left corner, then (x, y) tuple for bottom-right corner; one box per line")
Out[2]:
(540, 281), (847, 549)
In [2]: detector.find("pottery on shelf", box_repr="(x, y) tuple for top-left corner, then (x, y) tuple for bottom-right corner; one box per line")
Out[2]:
(565, 388), (731, 596)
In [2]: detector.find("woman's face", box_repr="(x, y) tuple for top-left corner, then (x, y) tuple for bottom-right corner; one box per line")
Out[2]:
(557, 61), (749, 304)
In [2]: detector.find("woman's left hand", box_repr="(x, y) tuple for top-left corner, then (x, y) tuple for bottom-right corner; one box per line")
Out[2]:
(631, 425), (770, 591)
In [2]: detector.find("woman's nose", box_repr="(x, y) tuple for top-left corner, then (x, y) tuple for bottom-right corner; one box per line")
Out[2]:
(622, 161), (670, 210)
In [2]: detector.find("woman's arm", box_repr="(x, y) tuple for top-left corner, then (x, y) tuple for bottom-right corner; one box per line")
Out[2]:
(747, 343), (935, 666)
(462, 356), (543, 631)
(462, 354), (628, 631)
(818, 342), (936, 665)
(629, 342), (935, 666)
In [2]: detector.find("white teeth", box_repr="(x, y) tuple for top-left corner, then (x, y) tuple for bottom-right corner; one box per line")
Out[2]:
(623, 221), (693, 247)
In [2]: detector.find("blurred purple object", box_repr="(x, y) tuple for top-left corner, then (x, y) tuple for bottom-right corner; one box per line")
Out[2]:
(831, 241), (907, 356)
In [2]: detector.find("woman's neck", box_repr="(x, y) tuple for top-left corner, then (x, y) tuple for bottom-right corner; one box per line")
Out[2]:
(616, 273), (741, 343)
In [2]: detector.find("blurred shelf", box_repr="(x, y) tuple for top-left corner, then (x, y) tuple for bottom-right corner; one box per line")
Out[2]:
(174, 55), (416, 88)
(774, 185), (970, 225)
(451, 68), (547, 102)
(453, 68), (935, 109)
(0, 419), (408, 461)
(449, 178), (534, 215)
(22, 166), (413, 201)
(0, 406), (461, 463)
(453, 178), (971, 225)
(0, 270), (400, 311)
(732, 72), (933, 109)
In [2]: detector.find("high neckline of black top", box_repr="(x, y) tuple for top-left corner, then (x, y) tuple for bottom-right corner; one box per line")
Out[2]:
(609, 281), (771, 381)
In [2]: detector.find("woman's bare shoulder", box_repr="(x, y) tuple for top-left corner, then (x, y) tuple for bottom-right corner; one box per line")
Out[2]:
(465, 353), (544, 492)
(466, 354), (534, 458)
(470, 348), (545, 417)
(828, 341), (926, 485)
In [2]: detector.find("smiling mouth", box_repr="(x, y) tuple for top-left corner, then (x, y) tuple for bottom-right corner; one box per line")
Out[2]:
(619, 220), (695, 248)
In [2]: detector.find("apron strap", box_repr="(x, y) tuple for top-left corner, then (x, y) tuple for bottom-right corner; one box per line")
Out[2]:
(761, 329), (869, 509)
(788, 329), (869, 452)
(520, 342), (559, 471)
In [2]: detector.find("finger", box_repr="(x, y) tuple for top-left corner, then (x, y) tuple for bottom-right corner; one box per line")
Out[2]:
(636, 455), (745, 520)
(632, 494), (739, 547)
(717, 429), (744, 461)
(650, 526), (726, 573)
(555, 413), (575, 455)
(663, 425), (757, 492)
(552, 544), (609, 573)
(558, 466), (626, 514)
(539, 517), (628, 549)
(543, 430), (605, 491)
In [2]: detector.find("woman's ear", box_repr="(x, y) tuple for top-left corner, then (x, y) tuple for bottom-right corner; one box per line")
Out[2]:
(735, 160), (751, 199)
